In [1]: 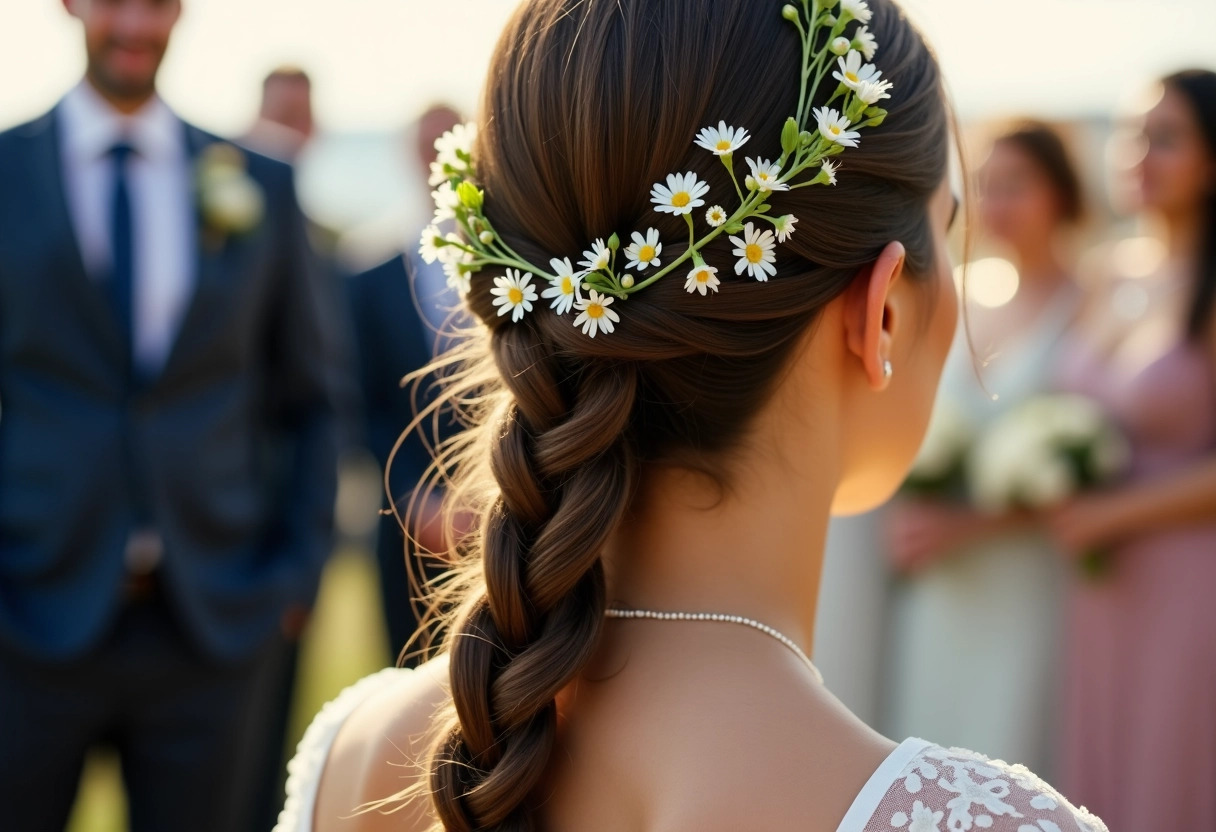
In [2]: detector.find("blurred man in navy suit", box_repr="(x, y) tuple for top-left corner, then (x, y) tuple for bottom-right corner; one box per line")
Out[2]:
(0, 1), (344, 829)
(347, 104), (467, 667)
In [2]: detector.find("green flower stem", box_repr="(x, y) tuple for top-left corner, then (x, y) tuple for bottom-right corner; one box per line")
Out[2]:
(792, 13), (812, 125)
(724, 155), (746, 203)
(478, 215), (530, 265)
(803, 47), (833, 121)
(469, 255), (557, 282)
(684, 213), (696, 248)
(623, 192), (763, 297)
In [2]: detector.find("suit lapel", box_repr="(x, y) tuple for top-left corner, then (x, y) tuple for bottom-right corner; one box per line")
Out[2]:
(33, 108), (128, 366)
(156, 124), (230, 385)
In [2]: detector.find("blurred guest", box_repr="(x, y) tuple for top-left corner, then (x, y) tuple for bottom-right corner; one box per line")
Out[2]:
(348, 103), (464, 665)
(1053, 69), (1216, 829)
(883, 122), (1086, 774)
(241, 62), (338, 832)
(243, 66), (315, 163)
(0, 1), (342, 830)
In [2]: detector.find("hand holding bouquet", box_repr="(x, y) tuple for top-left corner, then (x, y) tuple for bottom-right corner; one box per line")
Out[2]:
(967, 394), (1130, 578)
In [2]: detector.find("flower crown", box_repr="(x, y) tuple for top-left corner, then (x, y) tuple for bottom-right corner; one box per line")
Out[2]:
(419, 0), (892, 338)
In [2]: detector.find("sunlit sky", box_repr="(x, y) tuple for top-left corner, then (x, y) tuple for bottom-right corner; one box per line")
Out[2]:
(2, 0), (1214, 134)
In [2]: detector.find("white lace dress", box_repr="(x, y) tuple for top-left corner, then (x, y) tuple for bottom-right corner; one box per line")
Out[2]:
(275, 670), (1107, 832)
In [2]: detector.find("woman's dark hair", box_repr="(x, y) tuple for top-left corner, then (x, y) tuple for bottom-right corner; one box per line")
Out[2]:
(994, 119), (1086, 224)
(1162, 69), (1216, 341)
(411, 1), (951, 829)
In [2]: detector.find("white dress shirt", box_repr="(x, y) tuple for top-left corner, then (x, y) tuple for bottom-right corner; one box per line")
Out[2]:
(58, 80), (197, 376)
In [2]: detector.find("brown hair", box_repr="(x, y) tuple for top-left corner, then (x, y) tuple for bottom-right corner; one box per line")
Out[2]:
(1161, 69), (1216, 341)
(411, 1), (950, 828)
(993, 119), (1086, 224)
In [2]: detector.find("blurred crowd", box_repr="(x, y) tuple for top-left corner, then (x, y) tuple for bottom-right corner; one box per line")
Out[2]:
(0, 1), (1213, 831)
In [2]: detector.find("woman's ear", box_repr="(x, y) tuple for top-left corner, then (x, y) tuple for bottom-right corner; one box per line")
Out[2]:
(843, 241), (906, 391)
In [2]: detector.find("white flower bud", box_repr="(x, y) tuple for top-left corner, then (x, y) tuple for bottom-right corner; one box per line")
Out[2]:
(830, 36), (852, 56)
(621, 275), (636, 289)
(479, 230), (495, 245)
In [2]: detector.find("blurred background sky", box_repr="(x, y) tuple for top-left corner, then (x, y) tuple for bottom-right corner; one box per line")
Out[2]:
(3, 0), (1215, 266)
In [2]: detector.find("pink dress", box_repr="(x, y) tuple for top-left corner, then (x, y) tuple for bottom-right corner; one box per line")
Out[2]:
(1057, 338), (1216, 829)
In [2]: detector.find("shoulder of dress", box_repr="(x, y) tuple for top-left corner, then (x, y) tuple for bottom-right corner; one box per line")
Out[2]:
(847, 742), (1109, 832)
(841, 744), (1108, 832)
(274, 667), (416, 832)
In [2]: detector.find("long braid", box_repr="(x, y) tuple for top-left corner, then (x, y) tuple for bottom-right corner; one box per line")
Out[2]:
(410, 0), (951, 828)
(430, 322), (638, 830)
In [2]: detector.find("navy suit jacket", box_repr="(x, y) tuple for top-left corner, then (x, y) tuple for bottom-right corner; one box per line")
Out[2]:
(0, 108), (343, 662)
(346, 254), (454, 503)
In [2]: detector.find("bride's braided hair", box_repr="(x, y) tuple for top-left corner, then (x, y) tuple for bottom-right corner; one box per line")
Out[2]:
(414, 0), (950, 828)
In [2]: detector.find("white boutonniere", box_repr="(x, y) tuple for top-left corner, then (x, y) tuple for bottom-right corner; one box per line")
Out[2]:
(196, 143), (264, 244)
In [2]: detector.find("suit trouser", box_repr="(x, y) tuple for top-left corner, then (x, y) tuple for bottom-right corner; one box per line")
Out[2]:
(0, 583), (285, 832)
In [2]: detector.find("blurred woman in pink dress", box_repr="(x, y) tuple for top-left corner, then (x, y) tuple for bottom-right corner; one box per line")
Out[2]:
(884, 122), (1085, 776)
(1053, 69), (1216, 829)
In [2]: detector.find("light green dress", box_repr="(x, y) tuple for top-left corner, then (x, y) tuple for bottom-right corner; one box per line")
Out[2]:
(881, 292), (1077, 777)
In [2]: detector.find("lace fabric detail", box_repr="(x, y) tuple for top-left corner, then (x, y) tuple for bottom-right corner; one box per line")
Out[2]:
(273, 667), (414, 832)
(856, 742), (1108, 832)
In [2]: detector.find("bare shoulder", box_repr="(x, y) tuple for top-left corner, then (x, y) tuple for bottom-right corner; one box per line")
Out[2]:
(550, 623), (897, 832)
(313, 656), (451, 832)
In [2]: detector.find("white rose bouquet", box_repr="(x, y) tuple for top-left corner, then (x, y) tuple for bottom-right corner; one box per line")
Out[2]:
(967, 393), (1130, 577)
(902, 399), (975, 499)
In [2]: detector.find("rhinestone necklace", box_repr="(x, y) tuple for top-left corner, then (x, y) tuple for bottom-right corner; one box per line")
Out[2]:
(605, 608), (824, 685)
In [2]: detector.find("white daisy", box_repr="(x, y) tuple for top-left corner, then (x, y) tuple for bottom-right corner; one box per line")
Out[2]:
(573, 290), (621, 338)
(840, 0), (873, 24)
(578, 238), (612, 273)
(773, 214), (799, 243)
(684, 263), (721, 296)
(623, 228), (663, 271)
(853, 25), (878, 61)
(428, 159), (449, 187)
(418, 225), (446, 264)
(705, 205), (728, 227)
(857, 78), (894, 105)
(745, 157), (789, 192)
(729, 222), (778, 281)
(814, 107), (862, 148)
(817, 159), (840, 186)
(542, 257), (583, 315)
(650, 171), (710, 216)
(434, 122), (477, 168)
(490, 269), (539, 323)
(437, 233), (466, 264)
(832, 51), (882, 92)
(442, 253), (473, 295)
(432, 181), (462, 221)
(694, 121), (751, 156)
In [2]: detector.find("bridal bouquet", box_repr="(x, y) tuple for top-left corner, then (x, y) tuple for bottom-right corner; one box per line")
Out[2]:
(967, 394), (1130, 577)
(903, 399), (974, 499)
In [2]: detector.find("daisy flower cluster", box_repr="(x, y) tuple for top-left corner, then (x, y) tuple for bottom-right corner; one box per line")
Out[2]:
(420, 0), (892, 338)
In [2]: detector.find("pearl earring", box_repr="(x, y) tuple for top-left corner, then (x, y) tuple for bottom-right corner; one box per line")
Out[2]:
(883, 359), (893, 381)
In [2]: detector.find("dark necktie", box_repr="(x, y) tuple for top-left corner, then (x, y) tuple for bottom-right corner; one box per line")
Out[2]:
(108, 141), (136, 363)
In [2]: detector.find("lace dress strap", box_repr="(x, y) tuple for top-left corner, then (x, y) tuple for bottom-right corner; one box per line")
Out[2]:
(274, 667), (415, 832)
(836, 740), (1109, 832)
